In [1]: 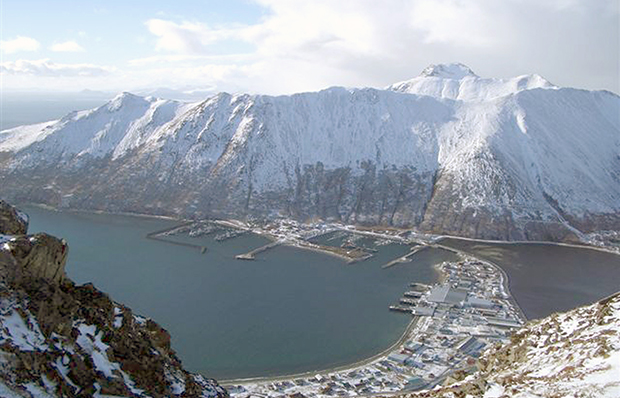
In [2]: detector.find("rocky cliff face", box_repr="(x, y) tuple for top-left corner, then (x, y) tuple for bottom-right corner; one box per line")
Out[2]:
(1, 64), (619, 242)
(398, 292), (620, 397)
(1, 200), (29, 235)
(0, 202), (228, 398)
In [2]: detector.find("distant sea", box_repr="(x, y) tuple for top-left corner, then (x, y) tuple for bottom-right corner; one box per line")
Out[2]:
(0, 92), (110, 130)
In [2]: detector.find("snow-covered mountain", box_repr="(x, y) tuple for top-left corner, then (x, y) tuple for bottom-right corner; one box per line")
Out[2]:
(1, 64), (619, 241)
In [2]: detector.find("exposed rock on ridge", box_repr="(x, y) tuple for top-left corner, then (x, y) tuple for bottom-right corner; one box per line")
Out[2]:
(1, 64), (619, 242)
(0, 201), (228, 398)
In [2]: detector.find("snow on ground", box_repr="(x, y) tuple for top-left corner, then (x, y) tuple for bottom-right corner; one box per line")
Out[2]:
(74, 322), (146, 396)
(1, 234), (14, 250)
(0, 121), (57, 152)
(0, 307), (48, 352)
(475, 293), (620, 397)
(2, 63), (618, 228)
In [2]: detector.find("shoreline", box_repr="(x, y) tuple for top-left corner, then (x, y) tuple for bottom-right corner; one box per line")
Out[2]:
(222, 250), (527, 393)
(437, 234), (620, 256)
(221, 316), (421, 386)
(17, 203), (616, 392)
(21, 202), (182, 222)
(433, 243), (529, 322)
(19, 201), (618, 256)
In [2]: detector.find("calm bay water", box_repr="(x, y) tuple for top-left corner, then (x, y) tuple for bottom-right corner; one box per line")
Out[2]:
(439, 237), (620, 320)
(24, 206), (457, 379)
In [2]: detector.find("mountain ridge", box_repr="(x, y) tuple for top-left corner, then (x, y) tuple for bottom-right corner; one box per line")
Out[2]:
(1, 64), (619, 242)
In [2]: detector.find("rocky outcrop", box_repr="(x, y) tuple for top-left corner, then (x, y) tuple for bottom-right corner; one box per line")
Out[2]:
(0, 200), (28, 235)
(2, 233), (68, 286)
(0, 201), (228, 398)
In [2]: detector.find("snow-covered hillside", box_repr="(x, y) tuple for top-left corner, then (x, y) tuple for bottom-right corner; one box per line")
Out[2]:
(401, 292), (620, 398)
(1, 64), (618, 241)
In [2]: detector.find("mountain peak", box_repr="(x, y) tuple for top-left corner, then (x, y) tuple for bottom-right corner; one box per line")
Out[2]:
(420, 63), (478, 79)
(108, 91), (147, 112)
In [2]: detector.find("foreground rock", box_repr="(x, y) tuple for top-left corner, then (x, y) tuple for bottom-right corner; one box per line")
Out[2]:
(396, 292), (620, 398)
(0, 201), (228, 398)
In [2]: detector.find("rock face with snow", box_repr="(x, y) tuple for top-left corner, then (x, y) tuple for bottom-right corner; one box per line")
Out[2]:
(0, 202), (228, 398)
(401, 292), (620, 397)
(2, 233), (68, 286)
(1, 64), (619, 241)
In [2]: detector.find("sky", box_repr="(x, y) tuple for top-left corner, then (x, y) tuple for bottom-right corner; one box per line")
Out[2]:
(0, 0), (618, 96)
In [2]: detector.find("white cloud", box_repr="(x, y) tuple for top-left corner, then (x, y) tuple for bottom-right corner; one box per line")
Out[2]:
(1, 59), (114, 77)
(145, 19), (232, 54)
(145, 0), (615, 94)
(0, 36), (40, 54)
(2, 0), (617, 94)
(50, 41), (85, 52)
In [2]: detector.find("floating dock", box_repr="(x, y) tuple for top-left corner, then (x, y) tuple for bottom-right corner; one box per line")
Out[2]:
(389, 305), (414, 314)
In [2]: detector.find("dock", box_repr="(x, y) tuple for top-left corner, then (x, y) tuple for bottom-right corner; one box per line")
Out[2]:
(389, 305), (413, 314)
(146, 221), (195, 238)
(236, 241), (282, 260)
(410, 282), (430, 290)
(381, 245), (429, 269)
(146, 221), (208, 253)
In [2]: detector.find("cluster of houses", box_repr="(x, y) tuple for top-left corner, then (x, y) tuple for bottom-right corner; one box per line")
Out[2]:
(228, 258), (524, 397)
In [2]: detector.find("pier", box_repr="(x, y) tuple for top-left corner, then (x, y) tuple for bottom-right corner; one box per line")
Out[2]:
(236, 241), (282, 260)
(381, 245), (429, 269)
(146, 221), (208, 253)
(146, 221), (195, 238)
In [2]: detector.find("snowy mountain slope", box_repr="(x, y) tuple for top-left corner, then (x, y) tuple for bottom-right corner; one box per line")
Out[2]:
(401, 292), (620, 398)
(388, 63), (556, 102)
(0, 64), (618, 241)
(0, 121), (57, 152)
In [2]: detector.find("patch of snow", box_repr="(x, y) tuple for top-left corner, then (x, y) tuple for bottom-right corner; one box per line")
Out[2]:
(74, 322), (147, 396)
(483, 383), (505, 398)
(23, 383), (55, 398)
(0, 381), (25, 398)
(0, 234), (15, 251)
(75, 323), (117, 378)
(52, 356), (78, 391)
(15, 210), (29, 226)
(40, 375), (56, 395)
(165, 366), (186, 395)
(0, 309), (48, 351)
(113, 307), (123, 328)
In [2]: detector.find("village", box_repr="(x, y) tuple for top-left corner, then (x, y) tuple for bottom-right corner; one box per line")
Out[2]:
(148, 217), (526, 396)
(224, 256), (525, 397)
